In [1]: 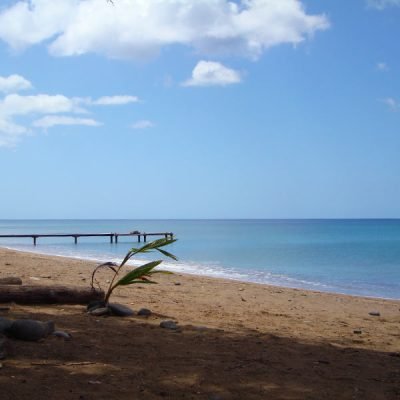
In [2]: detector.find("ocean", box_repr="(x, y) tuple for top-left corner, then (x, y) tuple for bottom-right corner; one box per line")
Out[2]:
(0, 219), (399, 299)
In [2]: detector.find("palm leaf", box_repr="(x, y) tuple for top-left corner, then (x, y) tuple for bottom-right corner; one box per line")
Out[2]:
(148, 270), (173, 275)
(101, 237), (177, 304)
(152, 238), (177, 248)
(156, 248), (178, 261)
(118, 279), (158, 285)
(90, 262), (118, 289)
(140, 238), (177, 252)
(116, 260), (163, 286)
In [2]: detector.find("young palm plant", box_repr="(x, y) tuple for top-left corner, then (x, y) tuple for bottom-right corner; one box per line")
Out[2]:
(91, 237), (177, 305)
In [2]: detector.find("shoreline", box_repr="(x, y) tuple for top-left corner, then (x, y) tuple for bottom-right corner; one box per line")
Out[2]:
(0, 246), (399, 399)
(1, 246), (399, 333)
(1, 245), (399, 302)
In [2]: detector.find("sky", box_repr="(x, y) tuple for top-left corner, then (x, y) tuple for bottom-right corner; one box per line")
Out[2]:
(0, 0), (399, 219)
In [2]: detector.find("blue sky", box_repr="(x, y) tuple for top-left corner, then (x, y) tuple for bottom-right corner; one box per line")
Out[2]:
(0, 0), (399, 219)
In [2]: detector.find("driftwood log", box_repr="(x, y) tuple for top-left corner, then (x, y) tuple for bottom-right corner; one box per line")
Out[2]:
(0, 277), (22, 285)
(0, 285), (104, 304)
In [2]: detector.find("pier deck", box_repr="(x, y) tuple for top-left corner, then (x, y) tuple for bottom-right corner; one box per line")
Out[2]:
(0, 232), (173, 246)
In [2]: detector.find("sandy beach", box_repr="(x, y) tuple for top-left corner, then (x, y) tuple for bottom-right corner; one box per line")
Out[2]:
(0, 247), (399, 399)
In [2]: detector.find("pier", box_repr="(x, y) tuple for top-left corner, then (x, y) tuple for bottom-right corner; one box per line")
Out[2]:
(0, 232), (174, 246)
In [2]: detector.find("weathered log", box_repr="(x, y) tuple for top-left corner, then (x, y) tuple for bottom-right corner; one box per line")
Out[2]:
(0, 285), (104, 304)
(0, 277), (22, 285)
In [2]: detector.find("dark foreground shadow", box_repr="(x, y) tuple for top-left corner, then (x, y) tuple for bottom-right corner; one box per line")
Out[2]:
(0, 306), (399, 400)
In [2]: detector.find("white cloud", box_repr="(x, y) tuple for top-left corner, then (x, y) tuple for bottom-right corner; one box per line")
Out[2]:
(377, 62), (388, 71)
(0, 92), (83, 146)
(367, 0), (400, 9)
(92, 95), (139, 105)
(0, 0), (329, 60)
(0, 93), (81, 117)
(381, 97), (400, 111)
(32, 115), (101, 128)
(0, 73), (139, 147)
(0, 0), (77, 50)
(0, 118), (26, 135)
(0, 74), (33, 93)
(183, 60), (241, 87)
(0, 117), (27, 145)
(131, 120), (155, 129)
(0, 93), (80, 147)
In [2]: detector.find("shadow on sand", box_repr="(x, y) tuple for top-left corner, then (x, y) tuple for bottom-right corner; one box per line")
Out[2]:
(1, 306), (399, 400)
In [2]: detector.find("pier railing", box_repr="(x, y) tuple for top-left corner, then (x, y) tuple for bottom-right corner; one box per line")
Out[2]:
(0, 232), (174, 246)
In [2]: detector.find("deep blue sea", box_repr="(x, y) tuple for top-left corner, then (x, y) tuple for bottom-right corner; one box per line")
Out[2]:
(0, 219), (399, 299)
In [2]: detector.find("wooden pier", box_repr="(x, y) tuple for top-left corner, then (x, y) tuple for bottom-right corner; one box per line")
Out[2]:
(0, 232), (174, 246)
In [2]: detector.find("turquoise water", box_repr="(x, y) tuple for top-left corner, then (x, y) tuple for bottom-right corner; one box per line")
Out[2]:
(0, 219), (399, 299)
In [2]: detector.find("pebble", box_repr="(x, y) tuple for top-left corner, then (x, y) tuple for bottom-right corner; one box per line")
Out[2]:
(89, 307), (110, 317)
(53, 331), (72, 340)
(174, 282), (181, 286)
(108, 303), (135, 317)
(0, 317), (13, 334)
(353, 329), (362, 334)
(7, 319), (55, 341)
(160, 320), (178, 330)
(369, 311), (381, 317)
(87, 300), (106, 312)
(138, 308), (152, 316)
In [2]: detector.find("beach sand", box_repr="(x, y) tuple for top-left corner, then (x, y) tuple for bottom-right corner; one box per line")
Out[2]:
(0, 247), (399, 399)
